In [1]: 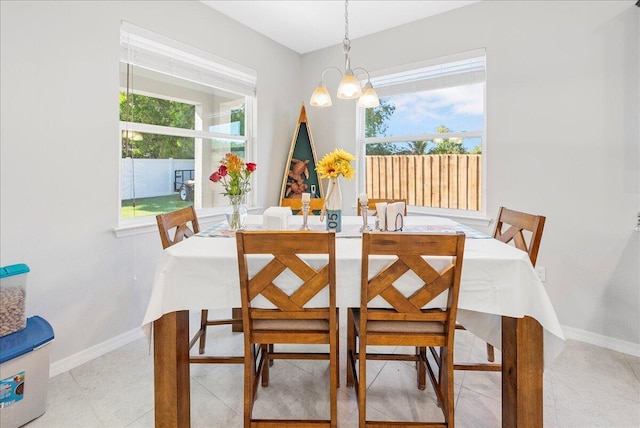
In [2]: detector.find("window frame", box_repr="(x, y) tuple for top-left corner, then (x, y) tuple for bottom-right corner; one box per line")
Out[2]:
(355, 49), (488, 223)
(116, 22), (257, 233)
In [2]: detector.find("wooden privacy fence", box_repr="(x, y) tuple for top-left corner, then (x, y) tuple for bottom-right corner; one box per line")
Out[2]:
(366, 155), (482, 211)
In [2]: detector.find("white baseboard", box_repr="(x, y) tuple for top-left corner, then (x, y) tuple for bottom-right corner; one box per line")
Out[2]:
(49, 327), (145, 378)
(48, 323), (639, 378)
(562, 325), (640, 357)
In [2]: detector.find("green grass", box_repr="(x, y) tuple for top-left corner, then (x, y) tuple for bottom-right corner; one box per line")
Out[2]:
(121, 195), (192, 219)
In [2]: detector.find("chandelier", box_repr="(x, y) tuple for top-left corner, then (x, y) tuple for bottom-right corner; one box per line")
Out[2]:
(309, 0), (380, 108)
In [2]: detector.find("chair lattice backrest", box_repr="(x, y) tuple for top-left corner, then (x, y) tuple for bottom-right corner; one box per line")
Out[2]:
(236, 231), (336, 323)
(361, 232), (465, 327)
(156, 206), (200, 249)
(492, 206), (546, 266)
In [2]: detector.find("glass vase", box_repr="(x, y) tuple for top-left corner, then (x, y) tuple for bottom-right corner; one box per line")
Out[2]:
(324, 177), (342, 232)
(225, 195), (248, 231)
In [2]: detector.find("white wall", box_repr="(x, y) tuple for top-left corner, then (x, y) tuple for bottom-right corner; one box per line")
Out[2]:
(303, 1), (640, 348)
(0, 1), (302, 364)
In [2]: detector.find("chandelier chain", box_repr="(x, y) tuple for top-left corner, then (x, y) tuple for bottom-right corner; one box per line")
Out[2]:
(344, 0), (349, 42)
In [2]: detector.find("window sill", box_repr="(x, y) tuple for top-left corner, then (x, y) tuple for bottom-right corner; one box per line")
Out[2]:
(407, 207), (492, 227)
(112, 206), (263, 238)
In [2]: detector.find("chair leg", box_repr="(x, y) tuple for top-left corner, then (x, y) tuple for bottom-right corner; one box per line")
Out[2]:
(261, 344), (270, 387)
(330, 322), (338, 427)
(268, 344), (274, 367)
(244, 342), (256, 428)
(346, 309), (355, 388)
(336, 317), (340, 389)
(417, 346), (427, 390)
(440, 346), (455, 426)
(199, 309), (208, 354)
(486, 342), (495, 362)
(358, 331), (367, 427)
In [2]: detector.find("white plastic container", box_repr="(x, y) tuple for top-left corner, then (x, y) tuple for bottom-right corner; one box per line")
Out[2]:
(0, 264), (29, 337)
(0, 316), (54, 428)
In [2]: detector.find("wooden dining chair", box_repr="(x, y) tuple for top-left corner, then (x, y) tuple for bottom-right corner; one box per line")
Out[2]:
(454, 206), (546, 371)
(280, 197), (325, 215)
(236, 230), (338, 427)
(493, 206), (546, 266)
(357, 198), (407, 216)
(346, 231), (465, 427)
(156, 206), (242, 363)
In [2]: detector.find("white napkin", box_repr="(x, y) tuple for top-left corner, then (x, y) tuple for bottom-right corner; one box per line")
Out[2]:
(386, 202), (405, 231)
(263, 207), (292, 230)
(375, 202), (388, 231)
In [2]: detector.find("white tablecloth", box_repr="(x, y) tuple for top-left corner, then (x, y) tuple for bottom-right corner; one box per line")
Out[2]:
(142, 215), (565, 366)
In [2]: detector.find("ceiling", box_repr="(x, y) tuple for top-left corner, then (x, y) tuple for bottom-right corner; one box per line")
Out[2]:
(202, 1), (478, 54)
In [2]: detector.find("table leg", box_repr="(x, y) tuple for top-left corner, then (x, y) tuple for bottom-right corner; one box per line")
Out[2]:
(153, 311), (191, 428)
(502, 316), (544, 428)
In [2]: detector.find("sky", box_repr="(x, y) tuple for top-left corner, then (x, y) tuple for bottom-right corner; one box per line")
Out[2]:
(380, 83), (484, 151)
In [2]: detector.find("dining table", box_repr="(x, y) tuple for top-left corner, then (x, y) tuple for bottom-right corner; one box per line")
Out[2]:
(142, 214), (565, 428)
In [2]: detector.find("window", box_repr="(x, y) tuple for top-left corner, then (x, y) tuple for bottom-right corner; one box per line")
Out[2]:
(357, 50), (485, 217)
(119, 22), (256, 223)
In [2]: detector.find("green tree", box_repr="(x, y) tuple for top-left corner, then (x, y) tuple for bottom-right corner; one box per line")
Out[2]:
(394, 141), (428, 155)
(120, 92), (195, 159)
(427, 125), (468, 155)
(230, 104), (245, 136)
(409, 140), (428, 155)
(365, 99), (395, 138)
(366, 142), (400, 155)
(365, 100), (396, 155)
(428, 139), (468, 154)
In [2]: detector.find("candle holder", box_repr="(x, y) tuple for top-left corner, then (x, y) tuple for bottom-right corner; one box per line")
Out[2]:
(359, 201), (372, 232)
(300, 200), (311, 230)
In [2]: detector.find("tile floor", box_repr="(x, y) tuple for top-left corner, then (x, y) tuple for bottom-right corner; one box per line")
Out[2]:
(26, 310), (640, 427)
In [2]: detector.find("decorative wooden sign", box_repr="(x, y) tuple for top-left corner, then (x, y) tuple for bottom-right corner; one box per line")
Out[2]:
(279, 104), (324, 207)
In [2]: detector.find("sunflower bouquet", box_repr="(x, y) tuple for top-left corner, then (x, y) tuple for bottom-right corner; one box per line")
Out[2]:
(316, 149), (355, 232)
(315, 149), (355, 180)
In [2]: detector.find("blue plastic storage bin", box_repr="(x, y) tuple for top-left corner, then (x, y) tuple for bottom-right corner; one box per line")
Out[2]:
(0, 316), (54, 428)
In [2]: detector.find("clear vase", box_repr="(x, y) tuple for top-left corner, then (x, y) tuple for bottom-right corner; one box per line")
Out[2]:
(226, 195), (248, 231)
(325, 177), (342, 232)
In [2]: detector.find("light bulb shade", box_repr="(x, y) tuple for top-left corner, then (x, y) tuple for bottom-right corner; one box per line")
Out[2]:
(358, 86), (380, 108)
(310, 85), (332, 107)
(337, 74), (363, 99)
(122, 130), (143, 141)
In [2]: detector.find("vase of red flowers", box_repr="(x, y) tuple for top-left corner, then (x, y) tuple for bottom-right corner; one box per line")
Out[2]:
(209, 153), (257, 230)
(225, 194), (248, 231)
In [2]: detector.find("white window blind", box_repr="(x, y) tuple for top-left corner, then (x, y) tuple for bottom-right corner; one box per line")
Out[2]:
(370, 48), (485, 97)
(120, 21), (257, 97)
